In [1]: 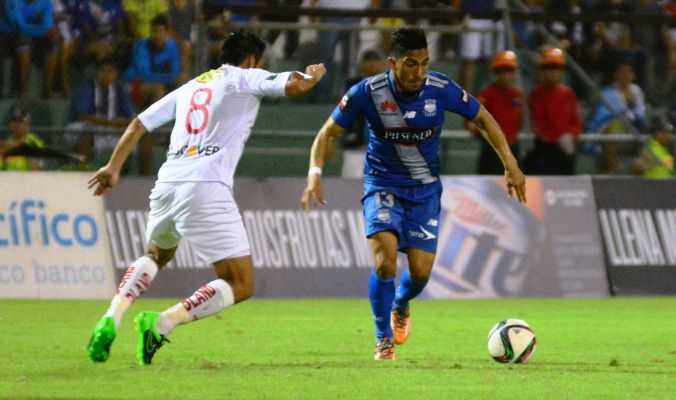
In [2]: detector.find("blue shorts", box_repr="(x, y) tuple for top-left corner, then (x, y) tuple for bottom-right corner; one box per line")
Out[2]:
(362, 183), (442, 254)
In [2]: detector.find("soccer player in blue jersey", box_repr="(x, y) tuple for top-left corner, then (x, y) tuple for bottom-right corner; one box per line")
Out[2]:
(300, 28), (526, 360)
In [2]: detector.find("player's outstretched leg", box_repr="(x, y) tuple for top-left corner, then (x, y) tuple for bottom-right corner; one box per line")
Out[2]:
(87, 256), (159, 363)
(369, 269), (396, 360)
(135, 279), (236, 365)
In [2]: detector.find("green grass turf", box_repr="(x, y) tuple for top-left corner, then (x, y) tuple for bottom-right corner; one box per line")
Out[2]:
(0, 298), (675, 399)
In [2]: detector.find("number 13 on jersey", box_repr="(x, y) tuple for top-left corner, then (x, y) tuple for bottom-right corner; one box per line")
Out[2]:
(186, 88), (213, 134)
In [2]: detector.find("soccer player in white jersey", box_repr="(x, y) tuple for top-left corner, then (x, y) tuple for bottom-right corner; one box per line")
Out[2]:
(86, 30), (326, 365)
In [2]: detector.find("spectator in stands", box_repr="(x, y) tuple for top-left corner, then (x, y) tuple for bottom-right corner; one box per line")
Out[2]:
(340, 49), (385, 178)
(663, 1), (676, 102)
(546, 0), (590, 99)
(67, 58), (134, 164)
(589, 0), (647, 89)
(168, 0), (195, 76)
(51, 0), (85, 97)
(261, 0), (303, 60)
(309, 0), (379, 102)
(467, 51), (524, 175)
(633, 0), (670, 101)
(524, 47), (581, 176)
(201, 1), (257, 69)
(0, 0), (59, 97)
(78, 0), (127, 65)
(0, 103), (45, 170)
(632, 117), (674, 179)
(124, 0), (169, 40)
(125, 14), (181, 109)
(588, 62), (647, 175)
(452, 0), (503, 92)
(512, 0), (544, 52)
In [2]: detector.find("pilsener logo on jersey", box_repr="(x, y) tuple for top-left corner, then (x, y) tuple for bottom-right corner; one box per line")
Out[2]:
(167, 144), (221, 159)
(376, 127), (436, 145)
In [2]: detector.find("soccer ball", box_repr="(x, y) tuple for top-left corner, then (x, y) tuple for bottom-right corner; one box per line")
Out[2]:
(487, 319), (536, 364)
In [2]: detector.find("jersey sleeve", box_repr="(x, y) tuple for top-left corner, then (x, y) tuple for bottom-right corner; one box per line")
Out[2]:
(138, 88), (179, 132)
(331, 82), (366, 130)
(444, 81), (481, 121)
(246, 68), (291, 98)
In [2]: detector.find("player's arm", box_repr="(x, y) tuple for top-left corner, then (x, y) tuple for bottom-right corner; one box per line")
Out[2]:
(284, 64), (326, 97)
(87, 118), (147, 196)
(88, 88), (178, 196)
(472, 105), (527, 203)
(300, 117), (344, 210)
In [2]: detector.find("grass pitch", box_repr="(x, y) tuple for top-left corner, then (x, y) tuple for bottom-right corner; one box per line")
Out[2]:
(1, 298), (674, 399)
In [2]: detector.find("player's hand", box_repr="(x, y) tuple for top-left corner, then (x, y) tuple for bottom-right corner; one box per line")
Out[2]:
(87, 164), (120, 196)
(300, 174), (326, 210)
(305, 63), (326, 83)
(504, 165), (526, 203)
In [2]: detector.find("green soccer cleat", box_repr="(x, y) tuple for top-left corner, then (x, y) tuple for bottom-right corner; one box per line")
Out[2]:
(87, 316), (117, 363)
(134, 311), (169, 365)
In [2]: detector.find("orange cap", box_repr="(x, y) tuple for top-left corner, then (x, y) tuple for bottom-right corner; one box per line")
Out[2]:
(539, 47), (566, 68)
(491, 51), (518, 71)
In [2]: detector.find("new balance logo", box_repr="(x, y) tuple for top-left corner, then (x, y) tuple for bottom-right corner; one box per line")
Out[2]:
(403, 111), (416, 119)
(426, 218), (438, 227)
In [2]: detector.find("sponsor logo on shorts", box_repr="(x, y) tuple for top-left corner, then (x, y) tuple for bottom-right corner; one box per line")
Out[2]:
(408, 225), (436, 240)
(377, 209), (391, 224)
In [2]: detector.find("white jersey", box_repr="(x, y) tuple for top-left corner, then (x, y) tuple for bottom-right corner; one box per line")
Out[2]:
(138, 65), (291, 188)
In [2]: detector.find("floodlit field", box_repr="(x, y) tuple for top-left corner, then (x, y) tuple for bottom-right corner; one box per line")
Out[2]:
(1, 298), (674, 399)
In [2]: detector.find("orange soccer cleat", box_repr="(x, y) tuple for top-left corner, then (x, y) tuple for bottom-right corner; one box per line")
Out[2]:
(374, 337), (396, 360)
(391, 306), (411, 345)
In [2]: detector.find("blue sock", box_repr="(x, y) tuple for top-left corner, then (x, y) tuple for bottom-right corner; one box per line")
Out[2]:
(368, 269), (395, 339)
(393, 268), (428, 309)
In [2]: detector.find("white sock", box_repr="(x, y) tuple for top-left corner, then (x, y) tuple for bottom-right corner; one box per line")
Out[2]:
(103, 256), (158, 328)
(156, 279), (234, 336)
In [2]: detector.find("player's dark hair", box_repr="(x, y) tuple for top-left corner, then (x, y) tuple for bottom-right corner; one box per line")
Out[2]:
(391, 28), (428, 58)
(220, 30), (267, 66)
(151, 13), (169, 29)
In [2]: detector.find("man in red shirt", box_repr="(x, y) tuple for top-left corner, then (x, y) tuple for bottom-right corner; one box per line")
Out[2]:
(525, 47), (582, 175)
(467, 51), (524, 174)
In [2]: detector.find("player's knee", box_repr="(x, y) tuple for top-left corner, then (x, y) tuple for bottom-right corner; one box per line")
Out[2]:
(409, 270), (430, 285)
(373, 257), (397, 279)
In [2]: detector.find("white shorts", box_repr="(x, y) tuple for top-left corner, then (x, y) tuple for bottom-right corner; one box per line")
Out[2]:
(460, 19), (504, 60)
(145, 181), (250, 264)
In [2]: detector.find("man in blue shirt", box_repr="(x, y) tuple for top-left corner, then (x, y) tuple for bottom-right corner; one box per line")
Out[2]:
(301, 28), (526, 360)
(125, 13), (181, 109)
(0, 0), (58, 96)
(67, 58), (134, 165)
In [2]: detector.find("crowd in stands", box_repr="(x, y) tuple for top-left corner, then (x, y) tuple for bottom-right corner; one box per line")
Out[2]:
(0, 0), (673, 177)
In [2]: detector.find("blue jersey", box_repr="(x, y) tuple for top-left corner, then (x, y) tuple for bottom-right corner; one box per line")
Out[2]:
(332, 70), (480, 190)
